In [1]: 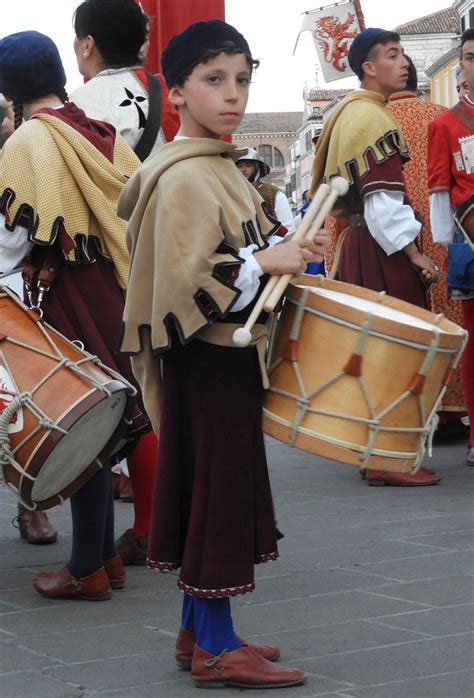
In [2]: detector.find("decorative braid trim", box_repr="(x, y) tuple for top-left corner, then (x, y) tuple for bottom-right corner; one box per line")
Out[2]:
(177, 579), (255, 598)
(256, 550), (279, 564)
(146, 558), (180, 571)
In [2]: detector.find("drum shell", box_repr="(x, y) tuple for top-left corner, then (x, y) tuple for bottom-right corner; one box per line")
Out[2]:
(0, 291), (133, 509)
(263, 275), (466, 473)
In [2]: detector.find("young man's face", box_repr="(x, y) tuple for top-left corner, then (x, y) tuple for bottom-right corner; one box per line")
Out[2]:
(169, 52), (251, 139)
(461, 40), (474, 93)
(362, 41), (409, 98)
(236, 159), (257, 180)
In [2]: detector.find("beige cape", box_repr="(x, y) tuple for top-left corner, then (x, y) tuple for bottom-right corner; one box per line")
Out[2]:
(0, 113), (139, 288)
(118, 137), (278, 432)
(310, 90), (409, 216)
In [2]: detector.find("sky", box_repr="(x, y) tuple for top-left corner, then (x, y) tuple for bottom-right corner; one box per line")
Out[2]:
(1, 0), (456, 112)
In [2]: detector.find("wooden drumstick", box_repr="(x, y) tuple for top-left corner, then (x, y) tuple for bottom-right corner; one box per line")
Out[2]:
(262, 176), (349, 313)
(232, 181), (336, 348)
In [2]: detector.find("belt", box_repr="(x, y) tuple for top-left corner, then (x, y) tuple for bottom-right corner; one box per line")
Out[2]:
(347, 213), (367, 228)
(197, 322), (270, 389)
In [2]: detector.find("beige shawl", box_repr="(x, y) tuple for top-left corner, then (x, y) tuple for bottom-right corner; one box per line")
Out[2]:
(0, 114), (139, 288)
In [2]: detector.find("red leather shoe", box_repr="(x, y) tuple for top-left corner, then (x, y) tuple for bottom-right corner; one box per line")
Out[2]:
(191, 645), (305, 689)
(360, 467), (435, 480)
(104, 555), (126, 589)
(13, 509), (58, 544)
(33, 567), (112, 600)
(366, 469), (441, 486)
(175, 627), (280, 670)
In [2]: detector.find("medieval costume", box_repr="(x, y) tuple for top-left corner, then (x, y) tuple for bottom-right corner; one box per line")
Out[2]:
(311, 89), (427, 307)
(71, 67), (179, 160)
(387, 91), (465, 415)
(120, 137), (282, 595)
(235, 147), (295, 233)
(428, 95), (474, 463)
(0, 30), (147, 598)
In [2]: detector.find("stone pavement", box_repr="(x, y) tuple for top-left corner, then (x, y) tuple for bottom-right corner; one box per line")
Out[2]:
(0, 438), (473, 697)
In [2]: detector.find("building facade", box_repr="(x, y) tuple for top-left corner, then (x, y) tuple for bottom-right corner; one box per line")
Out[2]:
(426, 1), (474, 106)
(232, 112), (302, 192)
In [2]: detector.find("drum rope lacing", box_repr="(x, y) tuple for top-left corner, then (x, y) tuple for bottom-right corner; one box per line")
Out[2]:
(0, 298), (137, 506)
(265, 292), (467, 473)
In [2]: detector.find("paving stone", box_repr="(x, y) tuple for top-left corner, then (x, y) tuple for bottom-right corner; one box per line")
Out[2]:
(0, 593), (180, 637)
(21, 623), (175, 663)
(369, 603), (474, 636)
(404, 528), (474, 550)
(348, 668), (474, 697)
(0, 434), (472, 696)
(0, 670), (82, 698)
(203, 592), (427, 636)
(244, 568), (399, 604)
(364, 575), (474, 607)
(259, 540), (442, 578)
(0, 640), (60, 673)
(0, 568), (36, 591)
(352, 549), (474, 581)
(294, 632), (473, 685)
(43, 649), (181, 692)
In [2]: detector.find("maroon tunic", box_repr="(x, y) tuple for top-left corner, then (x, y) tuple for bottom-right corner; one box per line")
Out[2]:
(337, 148), (428, 309)
(26, 103), (149, 435)
(147, 336), (279, 597)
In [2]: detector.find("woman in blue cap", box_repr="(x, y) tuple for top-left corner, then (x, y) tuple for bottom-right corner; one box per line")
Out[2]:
(0, 30), (149, 599)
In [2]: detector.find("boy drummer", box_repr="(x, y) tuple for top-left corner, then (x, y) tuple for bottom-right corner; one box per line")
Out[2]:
(119, 19), (328, 690)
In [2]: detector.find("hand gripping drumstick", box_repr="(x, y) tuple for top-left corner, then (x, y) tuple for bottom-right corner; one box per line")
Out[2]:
(232, 176), (349, 348)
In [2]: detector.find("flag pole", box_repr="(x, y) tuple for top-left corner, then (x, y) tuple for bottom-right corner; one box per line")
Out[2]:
(353, 0), (366, 30)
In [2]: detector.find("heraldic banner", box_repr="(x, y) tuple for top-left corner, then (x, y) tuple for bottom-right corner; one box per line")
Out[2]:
(296, 2), (365, 82)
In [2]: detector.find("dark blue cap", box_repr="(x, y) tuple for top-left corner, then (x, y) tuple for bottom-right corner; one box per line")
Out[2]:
(0, 31), (66, 103)
(161, 19), (252, 89)
(348, 28), (395, 80)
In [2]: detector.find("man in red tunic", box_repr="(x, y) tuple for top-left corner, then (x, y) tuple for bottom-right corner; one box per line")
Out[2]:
(428, 29), (474, 466)
(312, 28), (441, 486)
(387, 58), (467, 426)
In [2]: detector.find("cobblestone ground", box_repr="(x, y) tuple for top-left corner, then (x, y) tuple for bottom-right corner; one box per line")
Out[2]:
(0, 438), (473, 697)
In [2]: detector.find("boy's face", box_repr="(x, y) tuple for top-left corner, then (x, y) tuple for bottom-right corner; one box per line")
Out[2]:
(461, 40), (474, 93)
(362, 41), (409, 98)
(236, 159), (257, 180)
(169, 52), (251, 139)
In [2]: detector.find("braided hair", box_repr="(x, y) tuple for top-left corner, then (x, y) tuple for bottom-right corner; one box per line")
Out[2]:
(12, 87), (69, 131)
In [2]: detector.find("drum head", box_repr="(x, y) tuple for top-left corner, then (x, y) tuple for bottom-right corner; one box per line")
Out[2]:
(306, 287), (439, 331)
(30, 389), (128, 503)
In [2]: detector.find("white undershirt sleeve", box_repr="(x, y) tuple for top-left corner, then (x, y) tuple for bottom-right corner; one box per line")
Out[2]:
(274, 191), (296, 233)
(364, 190), (421, 255)
(429, 191), (456, 245)
(0, 213), (31, 273)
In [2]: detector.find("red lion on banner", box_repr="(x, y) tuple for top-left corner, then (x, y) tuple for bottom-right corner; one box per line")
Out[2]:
(314, 13), (357, 73)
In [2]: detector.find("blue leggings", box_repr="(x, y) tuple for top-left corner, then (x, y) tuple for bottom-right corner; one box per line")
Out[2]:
(181, 593), (242, 656)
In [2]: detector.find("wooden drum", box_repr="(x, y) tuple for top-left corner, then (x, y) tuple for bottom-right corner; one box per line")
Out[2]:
(263, 275), (467, 474)
(0, 287), (136, 510)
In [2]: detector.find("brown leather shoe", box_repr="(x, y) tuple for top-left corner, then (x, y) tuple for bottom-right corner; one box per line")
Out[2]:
(175, 627), (280, 670)
(115, 528), (148, 565)
(366, 469), (441, 486)
(33, 567), (112, 600)
(104, 555), (126, 589)
(191, 645), (305, 689)
(13, 509), (58, 544)
(467, 444), (474, 466)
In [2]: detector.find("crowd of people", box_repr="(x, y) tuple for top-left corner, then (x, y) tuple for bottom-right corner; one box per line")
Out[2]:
(0, 0), (472, 690)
